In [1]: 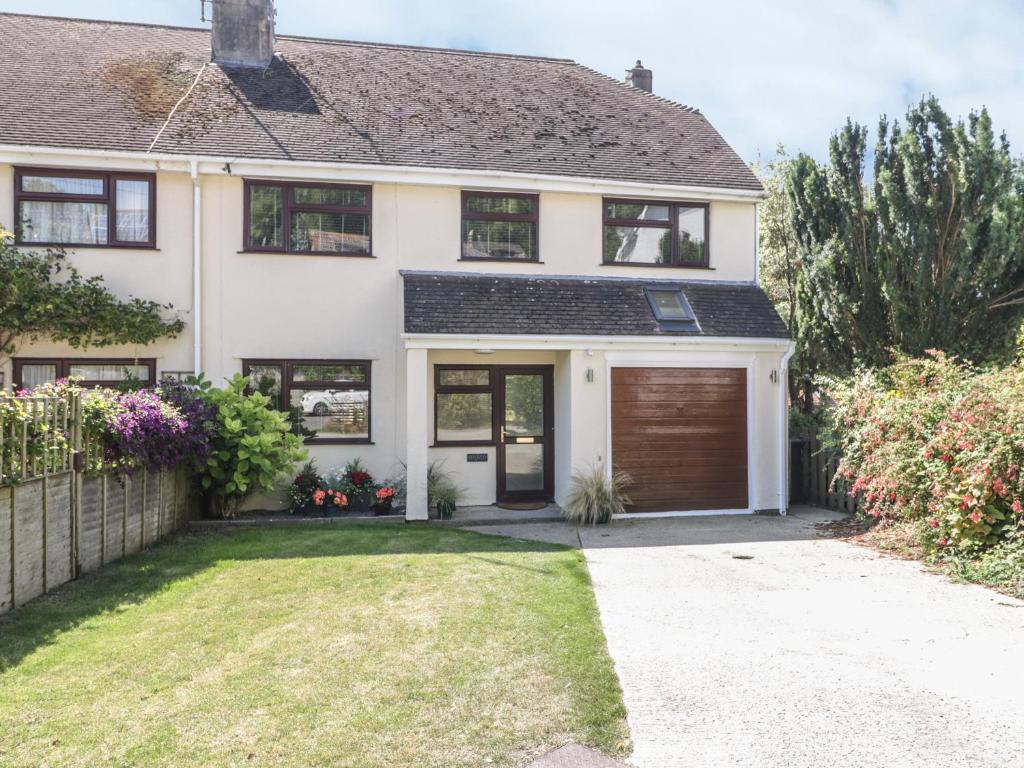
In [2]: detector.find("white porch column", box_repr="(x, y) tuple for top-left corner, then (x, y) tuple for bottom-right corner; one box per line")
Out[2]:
(405, 347), (429, 521)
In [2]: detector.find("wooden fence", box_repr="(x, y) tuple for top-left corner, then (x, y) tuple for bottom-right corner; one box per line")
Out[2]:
(793, 431), (858, 514)
(0, 393), (194, 615)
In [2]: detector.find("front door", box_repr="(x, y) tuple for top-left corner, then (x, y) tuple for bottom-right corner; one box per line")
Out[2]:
(496, 367), (554, 503)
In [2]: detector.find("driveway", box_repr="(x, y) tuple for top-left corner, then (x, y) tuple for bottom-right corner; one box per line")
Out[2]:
(470, 508), (1024, 767)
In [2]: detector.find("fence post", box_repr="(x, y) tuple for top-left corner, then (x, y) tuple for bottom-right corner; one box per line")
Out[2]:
(71, 394), (82, 578)
(100, 473), (107, 566)
(8, 484), (14, 610)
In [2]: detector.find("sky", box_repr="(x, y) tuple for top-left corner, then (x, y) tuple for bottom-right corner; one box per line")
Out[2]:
(3, 0), (1022, 165)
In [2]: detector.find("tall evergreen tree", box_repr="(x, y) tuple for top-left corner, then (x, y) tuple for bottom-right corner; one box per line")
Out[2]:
(785, 96), (1024, 375)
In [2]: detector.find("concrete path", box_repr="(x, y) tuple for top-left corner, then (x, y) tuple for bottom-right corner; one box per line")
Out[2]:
(469, 509), (1024, 768)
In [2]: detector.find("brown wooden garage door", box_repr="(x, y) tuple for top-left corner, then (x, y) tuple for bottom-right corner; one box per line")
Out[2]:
(611, 367), (748, 512)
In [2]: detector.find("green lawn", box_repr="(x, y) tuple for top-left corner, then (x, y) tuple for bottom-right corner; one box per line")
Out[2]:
(0, 525), (628, 768)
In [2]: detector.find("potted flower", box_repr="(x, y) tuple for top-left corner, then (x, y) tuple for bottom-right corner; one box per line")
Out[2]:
(433, 481), (461, 520)
(374, 485), (396, 515)
(341, 458), (376, 514)
(324, 488), (349, 517)
(288, 461), (325, 515)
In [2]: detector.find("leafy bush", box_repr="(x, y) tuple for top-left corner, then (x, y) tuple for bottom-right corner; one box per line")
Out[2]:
(826, 352), (1024, 553)
(86, 388), (190, 471)
(194, 375), (306, 518)
(156, 377), (217, 471)
(563, 463), (631, 525)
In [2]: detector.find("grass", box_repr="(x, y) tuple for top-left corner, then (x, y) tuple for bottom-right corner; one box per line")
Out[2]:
(0, 525), (628, 767)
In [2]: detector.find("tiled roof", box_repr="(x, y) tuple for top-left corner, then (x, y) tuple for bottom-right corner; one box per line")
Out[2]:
(0, 13), (762, 191)
(402, 272), (789, 338)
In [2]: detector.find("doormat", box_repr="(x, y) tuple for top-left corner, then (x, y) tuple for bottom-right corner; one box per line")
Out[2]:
(496, 502), (549, 511)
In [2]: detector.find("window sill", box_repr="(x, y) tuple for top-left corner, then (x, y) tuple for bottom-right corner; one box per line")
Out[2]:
(240, 250), (376, 258)
(304, 438), (374, 446)
(431, 441), (496, 448)
(599, 262), (714, 270)
(15, 242), (159, 251)
(458, 257), (543, 264)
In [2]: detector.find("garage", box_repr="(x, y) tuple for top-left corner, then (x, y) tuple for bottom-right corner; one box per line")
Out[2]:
(610, 367), (748, 512)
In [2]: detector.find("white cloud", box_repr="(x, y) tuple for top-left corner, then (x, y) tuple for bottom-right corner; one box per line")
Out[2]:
(6, 0), (1023, 162)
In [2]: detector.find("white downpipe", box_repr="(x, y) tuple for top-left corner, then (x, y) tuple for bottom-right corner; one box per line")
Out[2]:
(778, 344), (796, 514)
(190, 160), (202, 376)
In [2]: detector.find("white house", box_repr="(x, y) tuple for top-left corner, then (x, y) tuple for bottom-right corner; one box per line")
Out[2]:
(0, 5), (793, 520)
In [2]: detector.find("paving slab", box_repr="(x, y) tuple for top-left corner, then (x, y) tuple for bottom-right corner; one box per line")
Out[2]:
(525, 742), (628, 767)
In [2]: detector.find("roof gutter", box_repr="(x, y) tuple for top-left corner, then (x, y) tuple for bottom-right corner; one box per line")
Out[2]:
(402, 333), (792, 351)
(0, 143), (766, 202)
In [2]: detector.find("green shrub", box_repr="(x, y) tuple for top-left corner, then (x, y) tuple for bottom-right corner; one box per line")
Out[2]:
(825, 352), (1024, 554)
(563, 463), (631, 525)
(195, 375), (306, 518)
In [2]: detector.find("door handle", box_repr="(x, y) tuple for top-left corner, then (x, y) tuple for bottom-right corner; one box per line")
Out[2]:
(500, 425), (506, 443)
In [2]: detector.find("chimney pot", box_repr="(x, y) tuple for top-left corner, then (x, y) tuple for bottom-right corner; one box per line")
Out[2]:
(212, 0), (276, 68)
(625, 60), (653, 93)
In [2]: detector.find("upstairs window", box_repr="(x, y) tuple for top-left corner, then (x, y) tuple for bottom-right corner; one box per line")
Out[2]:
(461, 192), (539, 261)
(15, 168), (155, 247)
(602, 199), (708, 267)
(245, 181), (372, 255)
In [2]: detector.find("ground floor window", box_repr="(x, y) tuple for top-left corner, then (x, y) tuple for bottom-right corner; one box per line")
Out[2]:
(242, 359), (371, 443)
(435, 365), (494, 445)
(12, 357), (156, 390)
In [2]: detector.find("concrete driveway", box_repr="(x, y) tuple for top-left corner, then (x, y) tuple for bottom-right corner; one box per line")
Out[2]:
(471, 508), (1024, 767)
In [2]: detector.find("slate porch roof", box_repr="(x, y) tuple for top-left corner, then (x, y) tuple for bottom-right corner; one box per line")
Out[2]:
(0, 13), (761, 192)
(402, 272), (789, 339)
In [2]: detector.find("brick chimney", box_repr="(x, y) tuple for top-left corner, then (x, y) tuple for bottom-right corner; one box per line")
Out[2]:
(211, 0), (276, 68)
(625, 60), (652, 93)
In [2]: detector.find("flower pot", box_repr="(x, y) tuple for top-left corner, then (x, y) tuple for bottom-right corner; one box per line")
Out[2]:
(348, 490), (373, 514)
(373, 499), (394, 516)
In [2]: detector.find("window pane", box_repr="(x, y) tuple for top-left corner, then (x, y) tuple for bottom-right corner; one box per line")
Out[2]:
(115, 179), (151, 242)
(293, 389), (369, 440)
(504, 374), (543, 436)
(19, 200), (108, 244)
(505, 443), (544, 491)
(605, 202), (669, 221)
(20, 364), (57, 390)
(68, 363), (150, 382)
(603, 225), (672, 264)
(245, 364), (284, 410)
(648, 290), (691, 319)
(293, 187), (368, 207)
(436, 392), (492, 442)
(290, 212), (370, 253)
(21, 175), (103, 195)
(291, 364), (366, 384)
(465, 195), (534, 215)
(439, 369), (490, 387)
(249, 185), (283, 249)
(462, 220), (536, 260)
(677, 206), (707, 265)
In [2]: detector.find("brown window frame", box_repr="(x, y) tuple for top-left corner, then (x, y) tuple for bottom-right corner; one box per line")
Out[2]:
(12, 357), (157, 390)
(242, 180), (373, 257)
(434, 365), (496, 446)
(460, 191), (540, 263)
(14, 167), (157, 248)
(242, 359), (372, 445)
(601, 198), (710, 268)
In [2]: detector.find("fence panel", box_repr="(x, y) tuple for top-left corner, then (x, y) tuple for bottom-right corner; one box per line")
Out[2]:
(796, 430), (858, 513)
(1, 392), (195, 616)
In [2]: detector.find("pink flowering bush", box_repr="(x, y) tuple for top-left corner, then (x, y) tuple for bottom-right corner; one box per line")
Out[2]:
(825, 352), (1024, 553)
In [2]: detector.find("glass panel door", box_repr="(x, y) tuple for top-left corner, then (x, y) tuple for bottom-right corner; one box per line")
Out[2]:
(497, 368), (552, 502)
